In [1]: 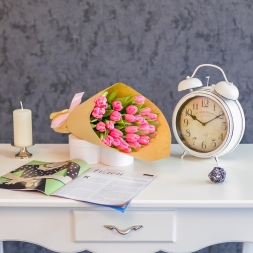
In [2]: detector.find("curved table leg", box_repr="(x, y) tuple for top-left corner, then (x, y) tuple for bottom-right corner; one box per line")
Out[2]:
(242, 243), (253, 253)
(0, 241), (4, 253)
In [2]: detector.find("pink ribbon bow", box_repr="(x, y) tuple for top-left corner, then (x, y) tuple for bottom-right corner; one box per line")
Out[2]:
(51, 92), (84, 129)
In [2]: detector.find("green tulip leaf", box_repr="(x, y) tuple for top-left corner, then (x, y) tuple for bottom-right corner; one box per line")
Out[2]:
(103, 110), (114, 117)
(99, 132), (104, 140)
(136, 130), (148, 135)
(107, 90), (117, 103)
(101, 91), (109, 97)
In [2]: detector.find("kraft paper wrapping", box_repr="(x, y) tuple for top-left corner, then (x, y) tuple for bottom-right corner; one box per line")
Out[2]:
(67, 83), (171, 161)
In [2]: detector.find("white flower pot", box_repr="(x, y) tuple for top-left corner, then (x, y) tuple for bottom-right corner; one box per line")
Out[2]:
(69, 134), (100, 164)
(100, 147), (134, 166)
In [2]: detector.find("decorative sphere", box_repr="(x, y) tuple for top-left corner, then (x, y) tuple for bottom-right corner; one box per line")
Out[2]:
(208, 167), (226, 183)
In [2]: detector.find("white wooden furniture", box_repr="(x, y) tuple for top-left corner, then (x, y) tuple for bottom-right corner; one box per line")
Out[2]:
(0, 144), (253, 253)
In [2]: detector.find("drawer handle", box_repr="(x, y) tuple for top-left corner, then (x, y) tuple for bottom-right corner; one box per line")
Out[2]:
(104, 225), (143, 235)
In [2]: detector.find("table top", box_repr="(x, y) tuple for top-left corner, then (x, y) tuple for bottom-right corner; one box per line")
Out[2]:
(0, 143), (253, 209)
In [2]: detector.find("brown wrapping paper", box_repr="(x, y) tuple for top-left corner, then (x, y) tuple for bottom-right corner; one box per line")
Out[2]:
(66, 83), (171, 161)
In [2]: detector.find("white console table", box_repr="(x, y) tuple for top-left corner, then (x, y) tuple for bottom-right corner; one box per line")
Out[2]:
(0, 144), (253, 253)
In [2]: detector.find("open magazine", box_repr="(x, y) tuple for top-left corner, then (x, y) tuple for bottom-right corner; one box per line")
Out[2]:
(0, 160), (156, 211)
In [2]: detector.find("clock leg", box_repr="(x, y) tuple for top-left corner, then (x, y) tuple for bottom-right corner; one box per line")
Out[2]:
(0, 241), (4, 253)
(215, 156), (220, 166)
(242, 242), (253, 253)
(181, 151), (187, 159)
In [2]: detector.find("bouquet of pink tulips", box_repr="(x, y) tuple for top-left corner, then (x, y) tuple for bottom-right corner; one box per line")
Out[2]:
(50, 83), (171, 161)
(90, 91), (159, 153)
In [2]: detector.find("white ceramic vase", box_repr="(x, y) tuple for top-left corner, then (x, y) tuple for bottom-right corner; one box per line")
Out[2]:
(69, 134), (100, 164)
(100, 147), (134, 166)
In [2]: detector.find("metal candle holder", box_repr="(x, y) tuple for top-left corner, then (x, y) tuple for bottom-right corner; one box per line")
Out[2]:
(11, 143), (34, 159)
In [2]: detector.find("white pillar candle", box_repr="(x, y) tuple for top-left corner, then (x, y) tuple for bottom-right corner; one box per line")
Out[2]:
(13, 102), (33, 147)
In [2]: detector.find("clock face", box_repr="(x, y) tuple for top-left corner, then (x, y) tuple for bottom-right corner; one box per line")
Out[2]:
(176, 96), (229, 153)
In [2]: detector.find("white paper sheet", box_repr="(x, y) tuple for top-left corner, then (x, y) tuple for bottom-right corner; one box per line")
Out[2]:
(52, 167), (157, 207)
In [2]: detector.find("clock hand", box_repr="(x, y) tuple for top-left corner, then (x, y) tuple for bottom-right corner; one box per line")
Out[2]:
(204, 113), (224, 125)
(188, 114), (205, 126)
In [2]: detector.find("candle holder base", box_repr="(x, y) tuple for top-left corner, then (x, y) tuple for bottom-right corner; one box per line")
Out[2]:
(11, 143), (34, 159)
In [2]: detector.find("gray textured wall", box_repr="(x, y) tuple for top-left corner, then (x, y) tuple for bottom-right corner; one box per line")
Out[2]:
(2, 241), (243, 253)
(1, 0), (253, 144)
(1, 0), (252, 252)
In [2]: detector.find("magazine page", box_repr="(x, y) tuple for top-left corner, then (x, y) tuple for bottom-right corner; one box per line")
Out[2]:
(0, 160), (90, 195)
(52, 167), (157, 207)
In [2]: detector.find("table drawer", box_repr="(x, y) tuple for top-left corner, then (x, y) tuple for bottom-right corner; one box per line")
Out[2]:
(73, 210), (176, 242)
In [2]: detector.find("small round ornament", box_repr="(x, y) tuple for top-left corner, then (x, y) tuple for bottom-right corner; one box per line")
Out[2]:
(208, 167), (226, 183)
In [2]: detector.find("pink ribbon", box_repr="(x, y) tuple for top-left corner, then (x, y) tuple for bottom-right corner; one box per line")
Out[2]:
(51, 92), (84, 128)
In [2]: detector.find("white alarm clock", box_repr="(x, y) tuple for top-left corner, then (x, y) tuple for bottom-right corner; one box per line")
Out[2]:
(172, 64), (245, 159)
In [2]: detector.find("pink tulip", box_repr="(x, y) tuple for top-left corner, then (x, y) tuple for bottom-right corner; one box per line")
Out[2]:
(126, 134), (140, 143)
(129, 141), (141, 149)
(110, 111), (121, 121)
(135, 96), (145, 104)
(138, 135), (150, 145)
(125, 126), (138, 134)
(109, 128), (123, 138)
(126, 105), (138, 115)
(92, 107), (105, 119)
(106, 120), (114, 130)
(119, 137), (129, 146)
(135, 115), (147, 124)
(118, 138), (130, 151)
(139, 108), (151, 116)
(149, 124), (156, 133)
(125, 114), (135, 123)
(94, 96), (108, 109)
(121, 146), (132, 153)
(147, 113), (158, 120)
(96, 122), (106, 132)
(111, 137), (121, 147)
(138, 123), (150, 133)
(102, 138), (109, 146)
(102, 136), (113, 146)
(112, 101), (123, 111)
(150, 131), (157, 137)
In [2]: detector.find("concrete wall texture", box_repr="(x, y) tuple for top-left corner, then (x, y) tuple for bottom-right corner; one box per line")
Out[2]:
(1, 0), (252, 252)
